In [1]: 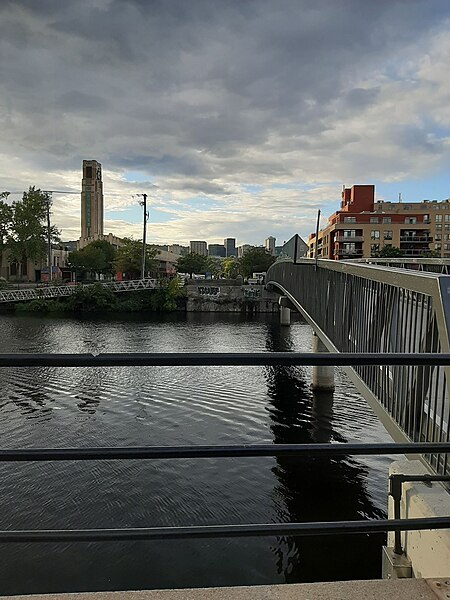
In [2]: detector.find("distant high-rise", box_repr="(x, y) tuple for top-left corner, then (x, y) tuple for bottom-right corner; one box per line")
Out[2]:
(168, 244), (189, 256)
(208, 244), (226, 257)
(190, 241), (208, 256)
(224, 238), (237, 257)
(81, 160), (104, 239)
(264, 236), (276, 256)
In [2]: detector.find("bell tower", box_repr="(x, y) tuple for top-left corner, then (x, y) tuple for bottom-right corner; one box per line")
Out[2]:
(81, 159), (104, 239)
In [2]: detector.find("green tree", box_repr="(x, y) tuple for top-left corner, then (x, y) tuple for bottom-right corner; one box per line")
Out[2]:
(68, 240), (117, 280)
(223, 257), (239, 279)
(205, 256), (223, 278)
(7, 187), (60, 278)
(114, 238), (159, 279)
(175, 252), (208, 278)
(372, 245), (404, 258)
(238, 247), (275, 277)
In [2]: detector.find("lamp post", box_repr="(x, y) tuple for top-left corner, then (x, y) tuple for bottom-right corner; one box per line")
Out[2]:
(136, 193), (149, 279)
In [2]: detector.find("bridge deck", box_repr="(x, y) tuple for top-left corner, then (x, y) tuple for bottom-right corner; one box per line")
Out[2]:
(1, 579), (446, 600)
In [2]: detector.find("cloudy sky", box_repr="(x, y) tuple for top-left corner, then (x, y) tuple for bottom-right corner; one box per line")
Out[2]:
(1, 0), (450, 246)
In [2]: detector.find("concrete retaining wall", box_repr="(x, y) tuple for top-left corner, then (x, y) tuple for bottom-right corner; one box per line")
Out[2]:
(388, 460), (450, 578)
(185, 283), (280, 313)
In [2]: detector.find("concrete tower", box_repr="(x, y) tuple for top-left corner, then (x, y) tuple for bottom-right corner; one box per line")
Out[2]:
(81, 160), (104, 239)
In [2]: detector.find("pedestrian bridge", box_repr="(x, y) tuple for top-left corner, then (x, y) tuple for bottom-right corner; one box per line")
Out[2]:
(266, 258), (450, 476)
(0, 279), (159, 304)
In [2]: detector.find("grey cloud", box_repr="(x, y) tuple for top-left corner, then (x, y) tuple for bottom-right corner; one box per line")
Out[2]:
(2, 0), (450, 244)
(56, 91), (109, 111)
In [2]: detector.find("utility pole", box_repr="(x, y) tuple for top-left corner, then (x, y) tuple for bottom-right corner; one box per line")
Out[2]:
(137, 193), (149, 279)
(41, 190), (78, 284)
(44, 192), (53, 283)
(314, 209), (321, 271)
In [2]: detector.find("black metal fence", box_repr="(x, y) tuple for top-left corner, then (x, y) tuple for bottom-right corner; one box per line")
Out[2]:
(0, 351), (449, 547)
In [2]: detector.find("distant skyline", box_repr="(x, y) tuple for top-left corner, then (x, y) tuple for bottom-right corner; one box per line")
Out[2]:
(1, 1), (450, 245)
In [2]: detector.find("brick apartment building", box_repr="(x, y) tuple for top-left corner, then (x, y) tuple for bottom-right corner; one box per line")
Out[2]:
(308, 185), (450, 259)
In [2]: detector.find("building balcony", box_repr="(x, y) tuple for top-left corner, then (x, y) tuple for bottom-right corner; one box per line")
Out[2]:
(335, 235), (365, 242)
(400, 236), (433, 243)
(402, 249), (435, 256)
(335, 249), (364, 256)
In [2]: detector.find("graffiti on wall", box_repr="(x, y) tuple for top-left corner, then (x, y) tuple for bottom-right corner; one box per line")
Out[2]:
(198, 286), (220, 297)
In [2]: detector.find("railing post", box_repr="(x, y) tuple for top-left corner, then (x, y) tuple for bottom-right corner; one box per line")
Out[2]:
(311, 332), (335, 391)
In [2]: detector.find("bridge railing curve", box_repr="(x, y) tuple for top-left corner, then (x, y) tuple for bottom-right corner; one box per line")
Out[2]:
(266, 258), (450, 476)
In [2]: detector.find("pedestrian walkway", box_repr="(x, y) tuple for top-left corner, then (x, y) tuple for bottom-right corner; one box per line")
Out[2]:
(3, 578), (450, 600)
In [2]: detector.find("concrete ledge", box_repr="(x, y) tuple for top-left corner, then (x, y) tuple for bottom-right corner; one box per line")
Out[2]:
(1, 579), (445, 600)
(389, 460), (450, 579)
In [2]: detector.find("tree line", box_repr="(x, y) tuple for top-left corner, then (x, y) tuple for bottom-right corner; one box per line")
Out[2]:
(175, 247), (276, 279)
(69, 238), (159, 280)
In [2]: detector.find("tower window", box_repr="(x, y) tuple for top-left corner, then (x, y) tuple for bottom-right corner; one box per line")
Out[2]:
(85, 166), (93, 178)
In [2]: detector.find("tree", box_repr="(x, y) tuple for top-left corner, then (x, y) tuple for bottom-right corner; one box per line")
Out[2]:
(223, 257), (239, 279)
(68, 240), (117, 280)
(372, 246), (404, 258)
(175, 252), (208, 278)
(7, 187), (60, 278)
(205, 256), (223, 278)
(114, 238), (159, 279)
(238, 247), (276, 277)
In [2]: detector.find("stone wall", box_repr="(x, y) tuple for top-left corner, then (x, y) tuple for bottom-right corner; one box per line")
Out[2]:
(185, 282), (280, 313)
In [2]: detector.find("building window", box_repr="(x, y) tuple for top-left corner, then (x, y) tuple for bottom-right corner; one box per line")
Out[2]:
(371, 244), (380, 253)
(382, 217), (391, 224)
(423, 214), (430, 223)
(435, 243), (442, 250)
(404, 217), (417, 224)
(445, 234), (450, 241)
(343, 230), (356, 238)
(370, 230), (380, 240)
(436, 224), (442, 230)
(445, 224), (450, 230)
(445, 244), (450, 251)
(433, 204), (440, 210)
(436, 234), (442, 241)
(404, 205), (411, 210)
(343, 217), (356, 223)
(383, 230), (393, 240)
(445, 215), (450, 222)
(370, 217), (379, 224)
(435, 214), (443, 222)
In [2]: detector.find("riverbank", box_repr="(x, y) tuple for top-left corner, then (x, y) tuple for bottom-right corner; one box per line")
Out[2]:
(2, 280), (281, 314)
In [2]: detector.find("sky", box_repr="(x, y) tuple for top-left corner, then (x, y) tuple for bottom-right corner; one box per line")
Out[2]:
(1, 0), (450, 246)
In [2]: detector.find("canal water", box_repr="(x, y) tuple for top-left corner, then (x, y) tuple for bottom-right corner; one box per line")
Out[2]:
(0, 312), (393, 595)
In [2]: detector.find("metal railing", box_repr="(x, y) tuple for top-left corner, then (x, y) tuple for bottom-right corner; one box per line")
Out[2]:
(266, 259), (450, 475)
(0, 351), (449, 547)
(0, 279), (159, 304)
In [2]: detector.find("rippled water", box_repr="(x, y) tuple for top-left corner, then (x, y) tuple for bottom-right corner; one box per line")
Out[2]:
(0, 312), (393, 595)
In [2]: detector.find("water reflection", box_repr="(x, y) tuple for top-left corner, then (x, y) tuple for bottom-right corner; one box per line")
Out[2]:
(264, 321), (386, 582)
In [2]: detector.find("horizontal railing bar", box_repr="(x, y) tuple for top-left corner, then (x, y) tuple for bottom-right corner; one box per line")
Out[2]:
(1, 442), (449, 461)
(1, 352), (450, 368)
(1, 517), (449, 542)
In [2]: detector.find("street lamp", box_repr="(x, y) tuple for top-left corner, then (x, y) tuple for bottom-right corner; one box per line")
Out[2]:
(136, 193), (149, 279)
